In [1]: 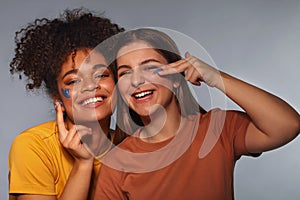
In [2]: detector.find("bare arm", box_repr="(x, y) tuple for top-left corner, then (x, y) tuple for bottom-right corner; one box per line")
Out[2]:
(17, 103), (94, 200)
(219, 72), (300, 152)
(17, 159), (93, 200)
(160, 53), (300, 153)
(55, 102), (94, 200)
(17, 195), (56, 200)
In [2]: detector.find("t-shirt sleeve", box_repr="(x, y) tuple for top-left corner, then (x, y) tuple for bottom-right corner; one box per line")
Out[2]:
(94, 164), (127, 200)
(8, 133), (56, 195)
(225, 110), (261, 159)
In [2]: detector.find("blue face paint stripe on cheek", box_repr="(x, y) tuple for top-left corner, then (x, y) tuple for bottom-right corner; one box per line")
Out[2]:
(62, 88), (71, 98)
(152, 68), (163, 75)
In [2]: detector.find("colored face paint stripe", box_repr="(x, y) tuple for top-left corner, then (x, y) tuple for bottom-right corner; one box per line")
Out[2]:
(152, 68), (163, 75)
(62, 88), (71, 98)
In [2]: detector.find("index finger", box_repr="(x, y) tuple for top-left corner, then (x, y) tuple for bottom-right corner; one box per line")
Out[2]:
(157, 59), (188, 76)
(55, 101), (68, 140)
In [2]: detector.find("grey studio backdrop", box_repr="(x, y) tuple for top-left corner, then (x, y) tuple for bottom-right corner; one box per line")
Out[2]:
(1, 0), (299, 199)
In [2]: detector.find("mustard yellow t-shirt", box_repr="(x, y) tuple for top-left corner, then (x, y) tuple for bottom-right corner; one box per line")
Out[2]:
(8, 120), (101, 199)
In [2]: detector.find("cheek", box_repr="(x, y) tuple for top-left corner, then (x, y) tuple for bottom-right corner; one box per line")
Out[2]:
(60, 87), (76, 101)
(101, 79), (115, 94)
(59, 87), (75, 111)
(61, 88), (71, 98)
(118, 87), (129, 103)
(147, 76), (174, 91)
(117, 78), (130, 95)
(117, 83), (131, 106)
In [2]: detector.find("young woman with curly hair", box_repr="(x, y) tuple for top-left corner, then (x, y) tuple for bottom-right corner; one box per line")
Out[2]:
(8, 8), (125, 200)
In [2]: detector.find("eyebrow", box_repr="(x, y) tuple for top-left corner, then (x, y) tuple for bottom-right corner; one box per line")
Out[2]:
(93, 64), (108, 70)
(140, 59), (161, 65)
(117, 58), (161, 71)
(62, 64), (108, 79)
(62, 69), (79, 79)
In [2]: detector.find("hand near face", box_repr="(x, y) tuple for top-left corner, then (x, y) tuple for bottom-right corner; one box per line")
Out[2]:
(55, 102), (94, 162)
(158, 52), (223, 89)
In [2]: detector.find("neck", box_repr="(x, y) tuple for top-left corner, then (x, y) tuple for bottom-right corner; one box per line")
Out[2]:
(140, 98), (181, 143)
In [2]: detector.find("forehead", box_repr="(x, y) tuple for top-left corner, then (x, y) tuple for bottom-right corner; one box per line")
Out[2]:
(117, 41), (153, 57)
(62, 50), (108, 72)
(117, 41), (167, 66)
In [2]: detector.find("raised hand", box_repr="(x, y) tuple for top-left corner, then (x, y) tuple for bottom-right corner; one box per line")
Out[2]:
(158, 52), (223, 90)
(55, 102), (94, 162)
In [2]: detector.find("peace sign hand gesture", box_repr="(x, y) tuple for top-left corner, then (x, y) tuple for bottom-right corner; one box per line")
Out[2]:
(158, 52), (224, 91)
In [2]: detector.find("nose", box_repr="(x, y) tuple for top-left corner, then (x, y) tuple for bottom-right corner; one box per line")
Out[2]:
(131, 68), (145, 88)
(80, 78), (99, 92)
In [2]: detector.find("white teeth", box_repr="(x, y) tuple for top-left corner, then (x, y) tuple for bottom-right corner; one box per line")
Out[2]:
(134, 91), (152, 98)
(82, 97), (103, 105)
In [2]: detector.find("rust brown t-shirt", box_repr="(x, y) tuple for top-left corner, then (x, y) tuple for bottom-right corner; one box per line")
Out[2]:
(95, 109), (255, 200)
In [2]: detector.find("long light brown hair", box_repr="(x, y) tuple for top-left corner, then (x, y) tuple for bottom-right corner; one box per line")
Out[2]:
(110, 28), (206, 134)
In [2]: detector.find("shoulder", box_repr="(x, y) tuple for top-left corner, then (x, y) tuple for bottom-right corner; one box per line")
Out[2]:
(198, 108), (251, 158)
(201, 108), (249, 123)
(15, 120), (57, 139)
(10, 120), (58, 149)
(198, 108), (250, 141)
(9, 120), (61, 168)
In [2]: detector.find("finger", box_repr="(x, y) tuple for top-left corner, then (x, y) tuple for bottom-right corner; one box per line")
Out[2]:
(167, 59), (187, 67)
(69, 133), (94, 157)
(184, 55), (198, 64)
(83, 143), (95, 157)
(55, 101), (68, 141)
(186, 55), (208, 68)
(185, 51), (191, 58)
(61, 126), (77, 145)
(185, 69), (201, 86)
(189, 72), (203, 86)
(158, 60), (190, 76)
(184, 65), (195, 81)
(156, 65), (179, 75)
(69, 131), (84, 147)
(168, 59), (190, 70)
(74, 125), (92, 138)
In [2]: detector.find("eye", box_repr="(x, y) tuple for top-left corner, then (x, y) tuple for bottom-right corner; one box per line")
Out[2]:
(118, 69), (132, 77)
(95, 72), (109, 79)
(94, 69), (111, 80)
(143, 65), (160, 71)
(65, 78), (81, 85)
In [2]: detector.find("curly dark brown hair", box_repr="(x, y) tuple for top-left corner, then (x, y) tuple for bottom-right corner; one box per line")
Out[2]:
(10, 7), (125, 98)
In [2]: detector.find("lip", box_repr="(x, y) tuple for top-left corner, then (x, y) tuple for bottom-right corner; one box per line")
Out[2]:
(77, 94), (108, 108)
(130, 89), (155, 104)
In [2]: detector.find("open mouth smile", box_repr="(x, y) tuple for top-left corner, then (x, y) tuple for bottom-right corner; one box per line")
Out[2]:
(81, 96), (105, 106)
(132, 90), (154, 99)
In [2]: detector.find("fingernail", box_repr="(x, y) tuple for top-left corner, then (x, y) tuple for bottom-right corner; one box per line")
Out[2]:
(55, 101), (63, 108)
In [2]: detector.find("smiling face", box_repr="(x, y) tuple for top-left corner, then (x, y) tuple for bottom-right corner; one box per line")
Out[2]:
(116, 41), (179, 120)
(56, 49), (115, 123)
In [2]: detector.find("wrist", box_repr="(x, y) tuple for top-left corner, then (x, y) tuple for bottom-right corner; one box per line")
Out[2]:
(73, 157), (94, 170)
(210, 70), (226, 92)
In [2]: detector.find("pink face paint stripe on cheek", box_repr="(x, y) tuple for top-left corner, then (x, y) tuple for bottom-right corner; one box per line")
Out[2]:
(62, 88), (71, 98)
